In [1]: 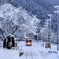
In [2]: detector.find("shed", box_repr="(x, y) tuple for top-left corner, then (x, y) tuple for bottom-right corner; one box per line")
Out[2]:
(3, 35), (15, 49)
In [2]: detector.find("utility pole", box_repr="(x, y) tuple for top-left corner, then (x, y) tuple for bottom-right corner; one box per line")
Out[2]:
(45, 20), (49, 48)
(54, 6), (59, 51)
(48, 14), (52, 49)
(36, 27), (39, 44)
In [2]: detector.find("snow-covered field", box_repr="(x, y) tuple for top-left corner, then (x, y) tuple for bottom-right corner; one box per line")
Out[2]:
(0, 41), (58, 59)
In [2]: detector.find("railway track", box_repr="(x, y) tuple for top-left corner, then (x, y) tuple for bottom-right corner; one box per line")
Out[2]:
(30, 47), (33, 59)
(26, 46), (28, 59)
(26, 46), (33, 59)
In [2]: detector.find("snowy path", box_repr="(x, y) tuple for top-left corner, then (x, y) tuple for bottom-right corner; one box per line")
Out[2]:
(26, 47), (33, 59)
(31, 46), (43, 59)
(23, 46), (43, 59)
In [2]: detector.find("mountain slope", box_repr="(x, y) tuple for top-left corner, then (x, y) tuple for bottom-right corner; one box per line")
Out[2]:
(0, 0), (57, 30)
(7, 0), (57, 32)
(45, 0), (59, 5)
(9, 0), (50, 19)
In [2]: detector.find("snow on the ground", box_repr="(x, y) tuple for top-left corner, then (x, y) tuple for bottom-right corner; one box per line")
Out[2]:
(37, 41), (58, 59)
(0, 41), (58, 59)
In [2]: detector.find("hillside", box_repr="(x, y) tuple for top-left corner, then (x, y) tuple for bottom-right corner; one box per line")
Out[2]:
(0, 0), (58, 31)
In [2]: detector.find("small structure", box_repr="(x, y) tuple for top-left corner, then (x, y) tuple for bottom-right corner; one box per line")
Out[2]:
(3, 35), (15, 49)
(45, 43), (51, 48)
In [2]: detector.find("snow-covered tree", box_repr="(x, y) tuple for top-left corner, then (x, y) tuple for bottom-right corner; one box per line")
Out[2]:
(0, 3), (40, 39)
